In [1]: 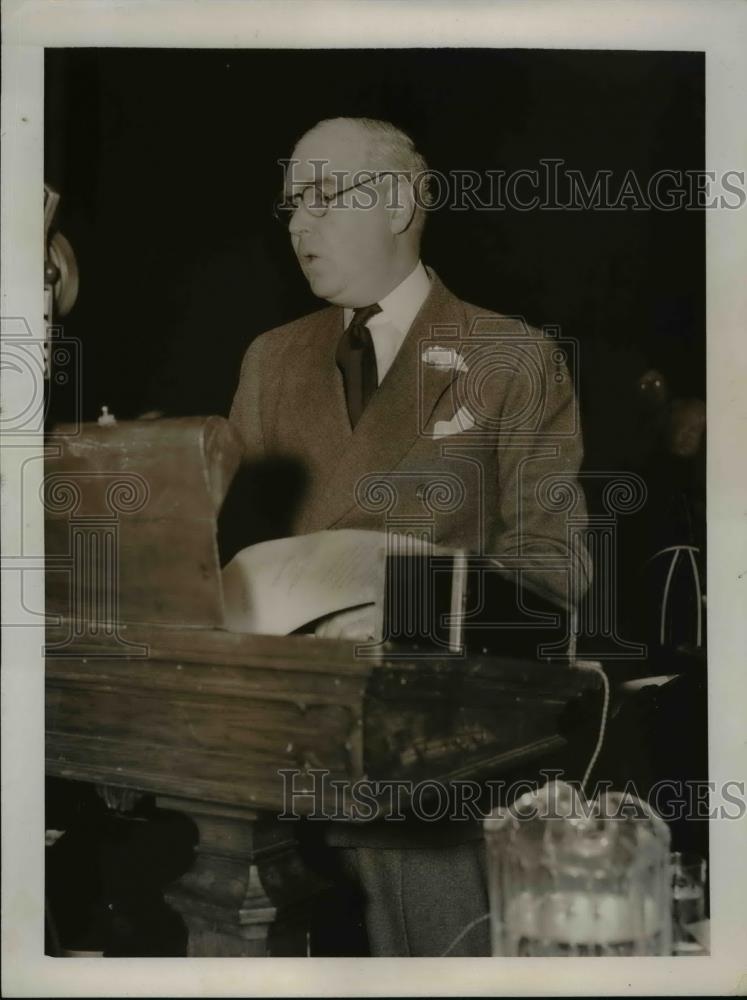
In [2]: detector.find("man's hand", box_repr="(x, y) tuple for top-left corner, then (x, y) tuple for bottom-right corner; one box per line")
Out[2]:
(314, 603), (379, 641)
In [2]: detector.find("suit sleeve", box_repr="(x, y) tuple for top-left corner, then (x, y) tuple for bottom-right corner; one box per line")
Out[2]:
(228, 334), (267, 462)
(492, 337), (592, 610)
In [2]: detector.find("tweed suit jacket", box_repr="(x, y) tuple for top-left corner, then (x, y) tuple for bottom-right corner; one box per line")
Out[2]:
(229, 271), (591, 607)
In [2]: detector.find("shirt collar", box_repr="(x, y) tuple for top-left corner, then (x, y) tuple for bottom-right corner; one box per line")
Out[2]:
(344, 260), (432, 335)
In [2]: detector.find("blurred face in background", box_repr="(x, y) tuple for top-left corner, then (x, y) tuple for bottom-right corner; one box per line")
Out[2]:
(637, 368), (670, 412)
(668, 398), (706, 457)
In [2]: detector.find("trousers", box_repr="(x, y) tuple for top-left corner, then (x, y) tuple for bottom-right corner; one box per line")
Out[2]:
(336, 841), (491, 957)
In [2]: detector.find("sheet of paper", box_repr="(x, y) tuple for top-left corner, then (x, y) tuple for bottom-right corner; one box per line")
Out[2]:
(221, 528), (390, 634)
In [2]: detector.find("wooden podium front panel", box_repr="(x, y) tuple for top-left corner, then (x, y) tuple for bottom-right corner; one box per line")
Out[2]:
(46, 624), (600, 813)
(46, 626), (371, 814)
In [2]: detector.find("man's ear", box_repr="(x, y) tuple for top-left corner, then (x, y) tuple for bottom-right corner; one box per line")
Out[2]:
(387, 174), (417, 236)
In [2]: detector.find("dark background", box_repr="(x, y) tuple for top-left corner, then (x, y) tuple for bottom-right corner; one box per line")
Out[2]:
(45, 48), (705, 464)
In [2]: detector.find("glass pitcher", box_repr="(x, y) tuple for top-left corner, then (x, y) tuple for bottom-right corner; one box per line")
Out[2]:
(484, 781), (672, 956)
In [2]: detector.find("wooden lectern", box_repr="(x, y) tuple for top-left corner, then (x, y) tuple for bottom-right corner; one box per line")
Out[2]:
(45, 416), (601, 956)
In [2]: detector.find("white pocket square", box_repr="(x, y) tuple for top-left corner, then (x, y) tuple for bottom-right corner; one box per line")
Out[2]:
(422, 345), (469, 373)
(431, 404), (476, 439)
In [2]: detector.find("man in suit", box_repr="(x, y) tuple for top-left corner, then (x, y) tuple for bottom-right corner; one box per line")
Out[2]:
(229, 117), (591, 955)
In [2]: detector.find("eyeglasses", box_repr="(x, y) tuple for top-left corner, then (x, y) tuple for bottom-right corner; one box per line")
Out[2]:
(272, 172), (389, 225)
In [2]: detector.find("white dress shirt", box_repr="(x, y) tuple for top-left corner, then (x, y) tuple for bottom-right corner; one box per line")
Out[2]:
(343, 260), (432, 384)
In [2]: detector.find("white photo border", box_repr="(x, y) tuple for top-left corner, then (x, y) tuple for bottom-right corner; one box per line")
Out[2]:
(2, 0), (746, 995)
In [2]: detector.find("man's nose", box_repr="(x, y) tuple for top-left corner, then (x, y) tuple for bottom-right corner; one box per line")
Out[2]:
(288, 202), (317, 237)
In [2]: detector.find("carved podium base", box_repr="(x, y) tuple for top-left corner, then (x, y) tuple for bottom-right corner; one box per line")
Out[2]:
(157, 797), (324, 957)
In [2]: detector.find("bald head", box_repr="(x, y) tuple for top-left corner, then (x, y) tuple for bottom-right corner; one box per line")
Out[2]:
(284, 117), (427, 307)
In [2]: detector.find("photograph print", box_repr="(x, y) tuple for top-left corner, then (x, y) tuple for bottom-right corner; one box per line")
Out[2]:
(38, 42), (718, 964)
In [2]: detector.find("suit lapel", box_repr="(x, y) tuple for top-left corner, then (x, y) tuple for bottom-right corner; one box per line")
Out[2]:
(297, 273), (467, 533)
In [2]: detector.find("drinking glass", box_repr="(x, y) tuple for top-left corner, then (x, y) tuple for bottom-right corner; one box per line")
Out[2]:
(484, 781), (673, 956)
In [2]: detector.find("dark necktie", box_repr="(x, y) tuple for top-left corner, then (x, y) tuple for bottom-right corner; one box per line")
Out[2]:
(335, 303), (382, 428)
